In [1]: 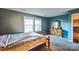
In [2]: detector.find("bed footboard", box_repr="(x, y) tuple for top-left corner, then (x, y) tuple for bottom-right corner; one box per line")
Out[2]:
(0, 37), (50, 51)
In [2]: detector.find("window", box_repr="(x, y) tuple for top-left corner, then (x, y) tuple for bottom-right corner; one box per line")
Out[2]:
(35, 18), (41, 31)
(24, 17), (42, 33)
(24, 17), (33, 33)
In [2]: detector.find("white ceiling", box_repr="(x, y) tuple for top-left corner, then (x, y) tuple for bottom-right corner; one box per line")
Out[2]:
(6, 8), (74, 17)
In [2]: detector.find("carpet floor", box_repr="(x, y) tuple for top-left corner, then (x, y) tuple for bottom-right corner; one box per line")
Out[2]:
(50, 36), (79, 51)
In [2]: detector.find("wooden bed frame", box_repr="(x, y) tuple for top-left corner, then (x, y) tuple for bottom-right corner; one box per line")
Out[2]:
(0, 37), (50, 51)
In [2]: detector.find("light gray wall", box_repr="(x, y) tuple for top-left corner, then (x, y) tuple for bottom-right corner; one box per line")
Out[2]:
(0, 9), (24, 34)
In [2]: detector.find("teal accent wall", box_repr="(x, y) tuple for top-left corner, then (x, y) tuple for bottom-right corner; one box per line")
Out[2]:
(49, 14), (71, 40)
(41, 17), (49, 34)
(48, 8), (79, 42)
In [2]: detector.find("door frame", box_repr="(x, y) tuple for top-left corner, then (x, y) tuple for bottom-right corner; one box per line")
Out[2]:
(71, 13), (79, 43)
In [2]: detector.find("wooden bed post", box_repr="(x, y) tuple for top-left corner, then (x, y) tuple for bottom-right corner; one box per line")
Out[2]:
(45, 36), (50, 49)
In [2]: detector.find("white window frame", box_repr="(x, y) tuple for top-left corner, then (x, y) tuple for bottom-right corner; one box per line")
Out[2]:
(35, 18), (42, 32)
(24, 16), (42, 33)
(24, 17), (34, 33)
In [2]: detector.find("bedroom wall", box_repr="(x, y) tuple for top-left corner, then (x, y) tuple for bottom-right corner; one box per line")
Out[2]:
(0, 9), (48, 34)
(49, 14), (71, 41)
(0, 9), (24, 34)
(23, 13), (49, 34)
(49, 9), (79, 42)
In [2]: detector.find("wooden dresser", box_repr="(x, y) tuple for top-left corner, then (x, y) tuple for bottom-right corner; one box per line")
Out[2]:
(50, 20), (62, 37)
(50, 28), (62, 36)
